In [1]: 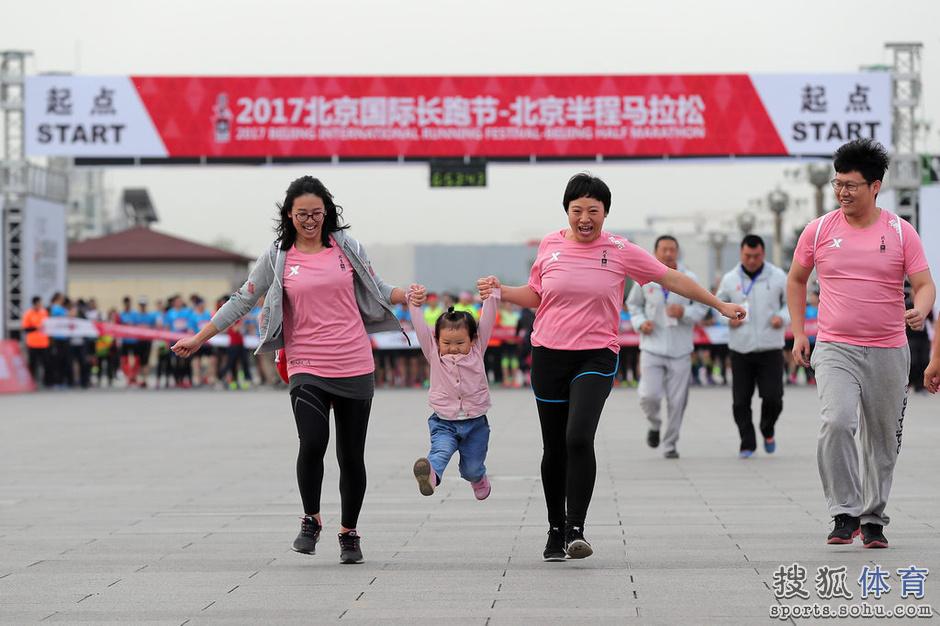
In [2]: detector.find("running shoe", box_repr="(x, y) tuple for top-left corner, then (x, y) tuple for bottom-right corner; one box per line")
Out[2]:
(647, 429), (660, 448)
(338, 530), (363, 564)
(861, 523), (888, 549)
(291, 515), (321, 554)
(827, 514), (860, 545)
(565, 525), (593, 559)
(543, 526), (566, 562)
(413, 457), (436, 496)
(764, 437), (776, 454)
(471, 475), (491, 500)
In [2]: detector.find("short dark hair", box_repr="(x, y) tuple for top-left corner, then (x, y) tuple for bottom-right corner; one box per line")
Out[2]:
(434, 307), (478, 341)
(563, 173), (611, 214)
(654, 235), (679, 251)
(741, 234), (765, 249)
(275, 176), (350, 251)
(32, 296), (42, 306)
(833, 139), (890, 183)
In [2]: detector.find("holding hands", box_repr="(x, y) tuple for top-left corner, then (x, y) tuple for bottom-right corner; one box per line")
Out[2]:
(408, 283), (427, 307)
(477, 275), (501, 300)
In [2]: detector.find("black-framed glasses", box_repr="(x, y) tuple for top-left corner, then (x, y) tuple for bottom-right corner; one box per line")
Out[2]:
(292, 211), (325, 223)
(829, 179), (871, 192)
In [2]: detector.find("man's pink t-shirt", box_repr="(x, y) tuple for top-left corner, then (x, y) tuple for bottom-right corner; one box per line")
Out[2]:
(282, 242), (375, 378)
(527, 230), (668, 353)
(793, 209), (929, 348)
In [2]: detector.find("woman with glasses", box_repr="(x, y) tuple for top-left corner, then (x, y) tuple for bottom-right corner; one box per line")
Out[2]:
(172, 176), (413, 564)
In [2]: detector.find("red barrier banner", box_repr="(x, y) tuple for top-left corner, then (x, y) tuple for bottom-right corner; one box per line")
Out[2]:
(25, 74), (891, 159)
(0, 340), (36, 394)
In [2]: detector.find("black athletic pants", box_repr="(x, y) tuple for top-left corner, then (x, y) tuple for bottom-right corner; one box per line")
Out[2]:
(289, 383), (372, 529)
(530, 346), (617, 529)
(730, 349), (784, 452)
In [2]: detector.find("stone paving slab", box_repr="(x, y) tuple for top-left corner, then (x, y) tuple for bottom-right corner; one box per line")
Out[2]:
(1, 386), (939, 624)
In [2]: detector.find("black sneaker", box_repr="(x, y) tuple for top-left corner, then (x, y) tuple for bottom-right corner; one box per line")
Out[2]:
(565, 525), (593, 559)
(543, 526), (566, 562)
(647, 429), (660, 448)
(292, 515), (321, 554)
(827, 514), (860, 545)
(338, 530), (363, 564)
(861, 523), (888, 549)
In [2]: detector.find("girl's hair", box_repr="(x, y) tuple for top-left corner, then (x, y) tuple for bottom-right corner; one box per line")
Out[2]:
(434, 307), (478, 341)
(275, 175), (350, 250)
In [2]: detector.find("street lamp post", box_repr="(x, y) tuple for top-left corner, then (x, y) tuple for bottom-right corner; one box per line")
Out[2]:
(736, 210), (756, 236)
(766, 188), (790, 267)
(806, 163), (831, 218)
(707, 230), (729, 285)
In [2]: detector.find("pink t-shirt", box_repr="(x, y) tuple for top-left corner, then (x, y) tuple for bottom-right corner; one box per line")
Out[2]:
(793, 209), (929, 348)
(528, 230), (669, 353)
(282, 242), (375, 378)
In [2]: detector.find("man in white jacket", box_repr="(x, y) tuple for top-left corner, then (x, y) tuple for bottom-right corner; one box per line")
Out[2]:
(626, 236), (707, 459)
(716, 235), (789, 458)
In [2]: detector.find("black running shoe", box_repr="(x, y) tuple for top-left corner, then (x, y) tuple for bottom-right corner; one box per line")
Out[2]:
(565, 525), (593, 559)
(861, 523), (888, 549)
(292, 515), (321, 554)
(338, 530), (363, 564)
(543, 526), (566, 562)
(647, 429), (660, 448)
(826, 514), (860, 545)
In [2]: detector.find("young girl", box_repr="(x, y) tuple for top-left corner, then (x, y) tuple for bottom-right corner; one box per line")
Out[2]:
(408, 285), (499, 500)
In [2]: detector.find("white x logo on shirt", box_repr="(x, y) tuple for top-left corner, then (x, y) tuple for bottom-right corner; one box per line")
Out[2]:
(288, 265), (300, 276)
(549, 251), (561, 262)
(829, 238), (842, 249)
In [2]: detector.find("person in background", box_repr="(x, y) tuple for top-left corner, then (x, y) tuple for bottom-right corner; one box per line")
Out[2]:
(22, 296), (50, 387)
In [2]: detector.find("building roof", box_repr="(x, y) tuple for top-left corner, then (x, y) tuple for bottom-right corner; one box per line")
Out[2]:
(68, 227), (253, 264)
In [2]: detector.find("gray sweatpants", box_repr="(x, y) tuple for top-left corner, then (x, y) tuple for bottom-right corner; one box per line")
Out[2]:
(638, 351), (691, 454)
(811, 341), (910, 526)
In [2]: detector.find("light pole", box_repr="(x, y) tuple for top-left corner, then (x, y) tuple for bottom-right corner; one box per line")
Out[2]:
(736, 210), (756, 237)
(806, 163), (831, 218)
(766, 188), (790, 267)
(708, 230), (728, 284)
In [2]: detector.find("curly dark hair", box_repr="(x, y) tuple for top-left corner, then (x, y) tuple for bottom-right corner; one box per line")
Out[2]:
(833, 139), (890, 183)
(275, 176), (349, 250)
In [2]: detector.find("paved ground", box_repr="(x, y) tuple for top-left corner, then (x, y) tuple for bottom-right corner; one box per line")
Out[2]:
(1, 385), (939, 624)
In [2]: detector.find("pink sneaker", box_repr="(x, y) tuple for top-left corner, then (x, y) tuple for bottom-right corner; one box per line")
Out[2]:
(413, 457), (436, 496)
(471, 475), (491, 500)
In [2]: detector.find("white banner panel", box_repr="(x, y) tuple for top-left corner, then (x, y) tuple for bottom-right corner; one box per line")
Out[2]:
(751, 73), (892, 155)
(919, 185), (940, 315)
(0, 195), (5, 337)
(25, 75), (167, 157)
(22, 197), (67, 307)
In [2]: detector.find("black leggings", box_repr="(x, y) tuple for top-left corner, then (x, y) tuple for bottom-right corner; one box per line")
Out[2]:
(530, 347), (617, 529)
(290, 383), (372, 529)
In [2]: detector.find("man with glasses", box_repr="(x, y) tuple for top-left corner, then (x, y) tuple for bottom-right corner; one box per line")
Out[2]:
(788, 139), (935, 548)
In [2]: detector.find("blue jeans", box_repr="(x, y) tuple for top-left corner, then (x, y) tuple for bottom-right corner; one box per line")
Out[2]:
(427, 413), (490, 483)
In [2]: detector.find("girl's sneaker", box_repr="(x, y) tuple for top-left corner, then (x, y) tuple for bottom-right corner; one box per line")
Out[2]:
(338, 530), (363, 564)
(471, 475), (491, 500)
(413, 457), (436, 496)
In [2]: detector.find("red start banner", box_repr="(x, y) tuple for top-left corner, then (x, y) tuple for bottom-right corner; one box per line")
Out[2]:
(0, 340), (36, 394)
(25, 74), (892, 159)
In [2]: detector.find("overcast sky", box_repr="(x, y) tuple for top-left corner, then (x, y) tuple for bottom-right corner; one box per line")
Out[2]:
(3, 0), (939, 254)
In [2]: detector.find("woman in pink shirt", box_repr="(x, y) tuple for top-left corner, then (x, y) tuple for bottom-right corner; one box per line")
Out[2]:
(479, 173), (744, 562)
(172, 176), (410, 564)
(407, 286), (500, 501)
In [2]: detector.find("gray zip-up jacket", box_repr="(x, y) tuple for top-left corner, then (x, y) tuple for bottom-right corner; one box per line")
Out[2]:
(715, 261), (789, 353)
(626, 267), (707, 358)
(211, 230), (402, 354)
